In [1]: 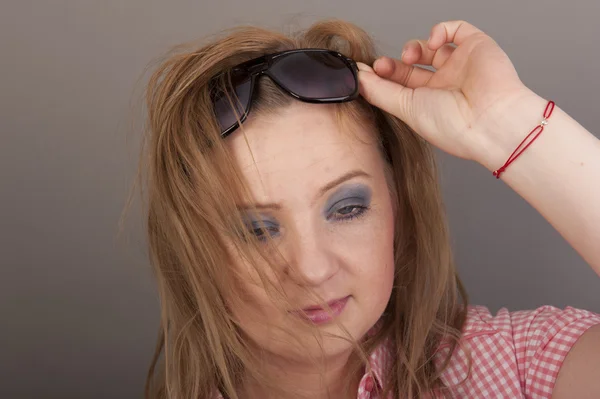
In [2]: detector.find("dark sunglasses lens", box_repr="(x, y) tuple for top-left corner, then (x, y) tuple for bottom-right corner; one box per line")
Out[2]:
(269, 52), (356, 99)
(212, 72), (252, 133)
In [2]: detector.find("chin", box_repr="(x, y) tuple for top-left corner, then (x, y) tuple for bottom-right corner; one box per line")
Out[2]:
(286, 331), (359, 361)
(297, 320), (372, 359)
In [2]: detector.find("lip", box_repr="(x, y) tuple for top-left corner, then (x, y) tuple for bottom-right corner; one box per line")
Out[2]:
(293, 296), (350, 325)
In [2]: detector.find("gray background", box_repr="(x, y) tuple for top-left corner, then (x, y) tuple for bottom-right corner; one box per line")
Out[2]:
(2, 1), (599, 398)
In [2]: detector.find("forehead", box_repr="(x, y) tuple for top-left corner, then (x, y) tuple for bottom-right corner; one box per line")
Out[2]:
(224, 103), (383, 204)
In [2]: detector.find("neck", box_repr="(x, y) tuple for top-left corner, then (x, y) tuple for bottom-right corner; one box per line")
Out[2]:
(239, 350), (362, 399)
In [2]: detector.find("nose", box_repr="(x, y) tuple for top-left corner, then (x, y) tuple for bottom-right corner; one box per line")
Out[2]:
(287, 229), (340, 287)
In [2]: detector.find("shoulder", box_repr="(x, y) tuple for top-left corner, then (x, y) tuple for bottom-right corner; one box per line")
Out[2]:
(463, 304), (600, 338)
(432, 305), (600, 398)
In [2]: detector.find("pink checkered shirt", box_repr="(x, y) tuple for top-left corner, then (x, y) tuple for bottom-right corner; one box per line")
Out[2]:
(214, 305), (600, 398)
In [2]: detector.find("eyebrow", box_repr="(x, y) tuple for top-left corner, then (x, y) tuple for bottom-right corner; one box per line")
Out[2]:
(239, 170), (371, 211)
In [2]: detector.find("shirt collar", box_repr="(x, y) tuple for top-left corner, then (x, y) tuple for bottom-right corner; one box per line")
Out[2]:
(364, 334), (393, 393)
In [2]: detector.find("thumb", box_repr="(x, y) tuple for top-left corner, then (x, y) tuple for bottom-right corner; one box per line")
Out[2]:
(357, 63), (415, 126)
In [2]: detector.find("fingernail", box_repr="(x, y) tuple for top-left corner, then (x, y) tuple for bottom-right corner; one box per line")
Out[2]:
(357, 61), (375, 73)
(401, 49), (406, 60)
(374, 57), (387, 72)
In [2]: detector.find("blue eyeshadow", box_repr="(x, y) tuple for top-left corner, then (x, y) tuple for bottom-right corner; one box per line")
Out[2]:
(323, 183), (372, 215)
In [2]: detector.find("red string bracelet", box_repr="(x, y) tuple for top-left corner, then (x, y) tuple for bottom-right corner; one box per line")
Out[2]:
(492, 100), (556, 179)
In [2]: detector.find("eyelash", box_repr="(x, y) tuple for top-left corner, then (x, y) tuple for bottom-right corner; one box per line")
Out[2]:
(250, 225), (279, 242)
(329, 204), (370, 221)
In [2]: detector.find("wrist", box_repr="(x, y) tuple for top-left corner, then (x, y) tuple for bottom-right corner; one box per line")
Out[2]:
(472, 88), (550, 173)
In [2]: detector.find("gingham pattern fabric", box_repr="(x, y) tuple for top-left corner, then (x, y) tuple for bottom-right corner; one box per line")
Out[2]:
(214, 305), (600, 398)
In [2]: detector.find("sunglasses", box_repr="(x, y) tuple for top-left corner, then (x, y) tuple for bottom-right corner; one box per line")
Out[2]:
(210, 49), (359, 138)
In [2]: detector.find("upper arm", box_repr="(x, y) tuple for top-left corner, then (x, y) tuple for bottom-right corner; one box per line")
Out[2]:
(507, 306), (600, 398)
(551, 324), (600, 399)
(438, 306), (600, 398)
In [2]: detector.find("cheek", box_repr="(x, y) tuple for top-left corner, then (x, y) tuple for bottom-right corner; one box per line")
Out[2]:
(350, 202), (396, 306)
(225, 254), (290, 332)
(227, 276), (283, 345)
(226, 269), (310, 359)
(228, 262), (276, 312)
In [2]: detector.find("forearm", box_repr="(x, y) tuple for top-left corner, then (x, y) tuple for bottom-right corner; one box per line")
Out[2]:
(476, 89), (600, 275)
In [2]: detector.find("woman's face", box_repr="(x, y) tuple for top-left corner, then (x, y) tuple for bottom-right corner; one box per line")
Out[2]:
(225, 102), (396, 362)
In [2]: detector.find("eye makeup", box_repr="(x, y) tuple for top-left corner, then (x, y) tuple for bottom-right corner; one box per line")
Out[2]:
(243, 214), (280, 242)
(323, 183), (372, 221)
(240, 183), (373, 242)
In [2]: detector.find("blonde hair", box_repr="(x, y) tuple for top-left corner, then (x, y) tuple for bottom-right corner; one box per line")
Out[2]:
(138, 19), (470, 399)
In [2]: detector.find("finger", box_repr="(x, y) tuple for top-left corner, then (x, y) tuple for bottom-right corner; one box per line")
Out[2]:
(357, 68), (415, 125)
(427, 20), (485, 50)
(372, 56), (432, 89)
(402, 40), (456, 70)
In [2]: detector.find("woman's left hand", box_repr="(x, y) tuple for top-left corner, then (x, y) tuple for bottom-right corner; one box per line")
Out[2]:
(357, 20), (535, 163)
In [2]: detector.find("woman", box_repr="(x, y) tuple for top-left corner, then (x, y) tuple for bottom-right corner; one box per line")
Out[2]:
(140, 19), (600, 398)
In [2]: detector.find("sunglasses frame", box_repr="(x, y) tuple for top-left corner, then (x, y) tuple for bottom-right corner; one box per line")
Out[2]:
(211, 48), (360, 138)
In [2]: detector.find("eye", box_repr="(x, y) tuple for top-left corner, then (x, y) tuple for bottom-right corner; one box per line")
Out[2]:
(248, 222), (280, 242)
(330, 204), (369, 221)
